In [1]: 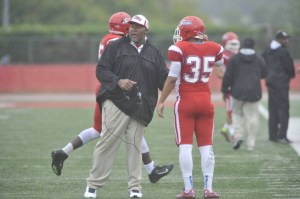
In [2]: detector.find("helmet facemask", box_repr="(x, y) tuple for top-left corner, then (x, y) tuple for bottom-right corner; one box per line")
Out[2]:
(194, 32), (204, 40)
(225, 40), (240, 53)
(173, 27), (182, 44)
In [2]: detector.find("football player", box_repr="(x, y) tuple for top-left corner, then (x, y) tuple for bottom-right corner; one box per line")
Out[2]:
(51, 12), (173, 185)
(157, 16), (222, 198)
(215, 32), (240, 142)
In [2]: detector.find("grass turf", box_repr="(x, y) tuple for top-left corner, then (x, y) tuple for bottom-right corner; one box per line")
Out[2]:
(0, 102), (300, 199)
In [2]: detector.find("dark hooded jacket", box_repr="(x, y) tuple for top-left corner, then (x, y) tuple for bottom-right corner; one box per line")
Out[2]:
(222, 48), (267, 102)
(262, 40), (295, 89)
(96, 36), (168, 126)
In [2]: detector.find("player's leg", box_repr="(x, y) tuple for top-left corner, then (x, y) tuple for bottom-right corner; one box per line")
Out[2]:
(175, 99), (196, 199)
(51, 127), (100, 176)
(199, 146), (220, 198)
(195, 95), (220, 198)
(67, 86), (103, 152)
(231, 98), (244, 150)
(51, 102), (102, 176)
(176, 144), (196, 199)
(141, 136), (174, 183)
(220, 93), (234, 142)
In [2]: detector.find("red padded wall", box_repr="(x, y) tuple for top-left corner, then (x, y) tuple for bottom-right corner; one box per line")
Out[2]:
(0, 63), (299, 93)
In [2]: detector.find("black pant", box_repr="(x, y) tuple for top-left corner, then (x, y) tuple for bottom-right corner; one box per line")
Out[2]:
(267, 84), (290, 140)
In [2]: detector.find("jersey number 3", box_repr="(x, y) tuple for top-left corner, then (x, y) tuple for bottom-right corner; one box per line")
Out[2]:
(183, 56), (215, 83)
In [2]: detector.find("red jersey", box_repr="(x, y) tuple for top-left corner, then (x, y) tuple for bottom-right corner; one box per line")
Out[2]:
(98, 33), (123, 59)
(223, 50), (236, 69)
(168, 40), (223, 94)
(93, 33), (122, 132)
(168, 40), (223, 146)
(221, 50), (237, 114)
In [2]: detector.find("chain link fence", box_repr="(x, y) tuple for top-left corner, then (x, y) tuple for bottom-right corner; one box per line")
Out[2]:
(1, 34), (299, 64)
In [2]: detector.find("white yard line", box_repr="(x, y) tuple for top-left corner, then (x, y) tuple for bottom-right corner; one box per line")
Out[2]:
(288, 118), (300, 156)
(258, 103), (269, 120)
(0, 93), (94, 102)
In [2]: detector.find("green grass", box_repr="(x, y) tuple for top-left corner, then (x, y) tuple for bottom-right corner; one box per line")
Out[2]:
(0, 104), (300, 199)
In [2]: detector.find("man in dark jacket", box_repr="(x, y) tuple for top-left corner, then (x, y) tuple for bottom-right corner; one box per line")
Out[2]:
(222, 38), (267, 151)
(85, 15), (169, 198)
(262, 31), (295, 143)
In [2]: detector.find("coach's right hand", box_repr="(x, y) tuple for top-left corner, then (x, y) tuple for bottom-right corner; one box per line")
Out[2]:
(118, 79), (137, 91)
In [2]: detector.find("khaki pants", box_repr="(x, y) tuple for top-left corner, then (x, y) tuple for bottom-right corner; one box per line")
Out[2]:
(232, 98), (260, 149)
(87, 100), (144, 192)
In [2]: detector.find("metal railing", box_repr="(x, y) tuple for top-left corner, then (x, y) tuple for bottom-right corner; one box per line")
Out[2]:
(1, 34), (299, 64)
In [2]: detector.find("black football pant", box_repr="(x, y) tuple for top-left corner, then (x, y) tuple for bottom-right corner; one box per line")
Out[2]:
(267, 85), (290, 140)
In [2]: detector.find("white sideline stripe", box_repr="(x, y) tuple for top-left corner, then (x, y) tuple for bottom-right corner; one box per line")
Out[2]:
(289, 118), (300, 156)
(259, 103), (300, 156)
(0, 102), (14, 108)
(258, 104), (269, 120)
(0, 94), (94, 102)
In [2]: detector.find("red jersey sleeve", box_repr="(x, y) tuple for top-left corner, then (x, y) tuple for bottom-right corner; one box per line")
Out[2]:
(98, 33), (122, 59)
(168, 45), (183, 62)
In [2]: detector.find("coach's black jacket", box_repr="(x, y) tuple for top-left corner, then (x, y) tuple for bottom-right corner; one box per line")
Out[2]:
(222, 48), (267, 102)
(96, 36), (168, 126)
(262, 41), (295, 89)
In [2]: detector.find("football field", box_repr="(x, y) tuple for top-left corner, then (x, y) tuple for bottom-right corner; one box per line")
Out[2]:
(0, 93), (300, 199)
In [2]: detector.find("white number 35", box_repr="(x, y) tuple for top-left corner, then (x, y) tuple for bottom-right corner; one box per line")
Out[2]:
(183, 56), (215, 83)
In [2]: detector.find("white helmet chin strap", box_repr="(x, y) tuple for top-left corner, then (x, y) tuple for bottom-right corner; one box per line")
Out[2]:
(194, 34), (204, 40)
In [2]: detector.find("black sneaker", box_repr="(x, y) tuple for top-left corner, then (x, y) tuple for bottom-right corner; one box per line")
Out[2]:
(148, 163), (174, 183)
(51, 149), (68, 176)
(232, 138), (243, 150)
(278, 137), (292, 144)
(269, 138), (278, 143)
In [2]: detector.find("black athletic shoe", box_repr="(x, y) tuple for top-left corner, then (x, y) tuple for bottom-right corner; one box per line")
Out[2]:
(51, 149), (68, 176)
(232, 138), (243, 150)
(269, 138), (278, 143)
(148, 163), (174, 183)
(278, 137), (292, 144)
